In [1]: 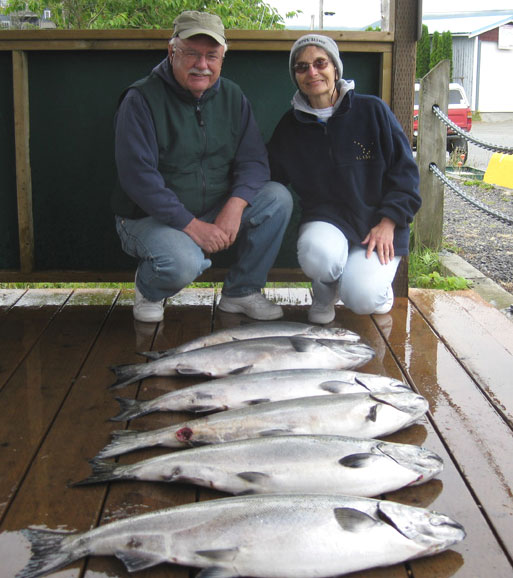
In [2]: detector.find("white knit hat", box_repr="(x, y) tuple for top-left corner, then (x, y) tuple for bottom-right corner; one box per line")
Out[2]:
(289, 34), (343, 88)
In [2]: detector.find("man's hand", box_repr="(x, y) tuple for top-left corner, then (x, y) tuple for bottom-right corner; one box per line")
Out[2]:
(214, 196), (248, 245)
(183, 218), (231, 254)
(361, 217), (396, 264)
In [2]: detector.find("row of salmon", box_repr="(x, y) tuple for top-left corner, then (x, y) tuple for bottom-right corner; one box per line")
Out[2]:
(17, 321), (465, 578)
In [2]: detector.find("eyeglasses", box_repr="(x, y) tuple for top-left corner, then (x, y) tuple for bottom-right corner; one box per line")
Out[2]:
(174, 46), (222, 65)
(293, 58), (331, 74)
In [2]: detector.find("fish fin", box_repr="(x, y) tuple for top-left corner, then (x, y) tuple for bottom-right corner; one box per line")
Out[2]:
(137, 349), (168, 360)
(189, 404), (221, 413)
(108, 363), (152, 389)
(259, 428), (293, 437)
(334, 507), (378, 532)
(338, 453), (380, 468)
(197, 566), (238, 578)
(176, 366), (211, 376)
(196, 548), (239, 562)
(366, 404), (379, 422)
(95, 429), (141, 459)
(245, 398), (271, 406)
(319, 380), (345, 394)
(116, 549), (164, 572)
(72, 459), (124, 486)
(289, 336), (319, 352)
(110, 397), (147, 422)
(18, 528), (80, 578)
(228, 365), (254, 375)
(236, 471), (271, 482)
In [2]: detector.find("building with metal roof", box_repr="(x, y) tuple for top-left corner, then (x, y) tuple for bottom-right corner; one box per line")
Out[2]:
(423, 10), (513, 119)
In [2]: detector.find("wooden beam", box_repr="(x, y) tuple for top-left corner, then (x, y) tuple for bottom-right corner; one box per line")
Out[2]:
(0, 29), (394, 52)
(0, 268), (310, 284)
(413, 60), (450, 250)
(12, 50), (34, 274)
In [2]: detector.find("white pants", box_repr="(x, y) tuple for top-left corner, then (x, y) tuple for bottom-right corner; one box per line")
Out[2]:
(297, 221), (401, 315)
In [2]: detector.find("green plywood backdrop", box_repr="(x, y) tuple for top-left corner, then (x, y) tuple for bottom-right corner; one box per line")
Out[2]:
(5, 48), (381, 271)
(0, 52), (18, 269)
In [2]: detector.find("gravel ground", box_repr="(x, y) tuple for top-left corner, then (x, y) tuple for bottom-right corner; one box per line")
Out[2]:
(443, 179), (513, 294)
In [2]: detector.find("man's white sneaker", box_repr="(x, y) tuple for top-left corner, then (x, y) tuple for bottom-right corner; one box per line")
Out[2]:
(308, 299), (336, 325)
(134, 284), (164, 323)
(218, 293), (283, 320)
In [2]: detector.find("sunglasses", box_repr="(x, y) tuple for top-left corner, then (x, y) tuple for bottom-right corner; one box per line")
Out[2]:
(293, 58), (331, 74)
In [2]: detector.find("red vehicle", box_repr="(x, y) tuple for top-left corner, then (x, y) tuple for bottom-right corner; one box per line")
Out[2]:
(413, 82), (472, 163)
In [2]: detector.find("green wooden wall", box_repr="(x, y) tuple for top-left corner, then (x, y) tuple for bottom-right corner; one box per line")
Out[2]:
(1, 49), (381, 271)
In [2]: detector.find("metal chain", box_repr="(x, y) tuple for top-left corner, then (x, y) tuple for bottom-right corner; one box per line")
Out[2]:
(429, 163), (513, 226)
(432, 106), (513, 155)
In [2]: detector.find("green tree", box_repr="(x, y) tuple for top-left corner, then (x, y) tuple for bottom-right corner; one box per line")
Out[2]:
(415, 24), (430, 79)
(429, 30), (443, 70)
(441, 30), (453, 80)
(5, 0), (289, 29)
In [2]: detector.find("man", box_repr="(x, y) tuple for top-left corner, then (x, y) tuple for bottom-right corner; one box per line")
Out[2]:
(112, 11), (292, 323)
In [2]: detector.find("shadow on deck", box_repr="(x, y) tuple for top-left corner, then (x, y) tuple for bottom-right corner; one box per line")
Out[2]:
(0, 287), (512, 577)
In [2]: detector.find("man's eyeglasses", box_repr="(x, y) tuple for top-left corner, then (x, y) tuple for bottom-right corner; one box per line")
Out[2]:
(293, 58), (330, 74)
(174, 46), (222, 65)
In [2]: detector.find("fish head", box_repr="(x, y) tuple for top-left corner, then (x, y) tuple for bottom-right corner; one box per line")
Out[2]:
(306, 326), (361, 342)
(355, 373), (412, 393)
(377, 500), (466, 555)
(317, 340), (375, 364)
(376, 442), (444, 483)
(370, 392), (429, 420)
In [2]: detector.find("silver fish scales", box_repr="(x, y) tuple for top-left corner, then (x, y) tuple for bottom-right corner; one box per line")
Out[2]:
(17, 494), (465, 578)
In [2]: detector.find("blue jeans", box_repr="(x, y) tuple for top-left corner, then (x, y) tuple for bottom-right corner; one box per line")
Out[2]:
(297, 221), (401, 315)
(115, 181), (293, 301)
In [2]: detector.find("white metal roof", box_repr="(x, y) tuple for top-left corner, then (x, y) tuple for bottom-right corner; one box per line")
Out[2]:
(424, 10), (513, 37)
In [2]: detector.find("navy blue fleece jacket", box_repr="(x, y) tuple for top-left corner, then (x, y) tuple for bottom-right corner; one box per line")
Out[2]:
(268, 89), (421, 255)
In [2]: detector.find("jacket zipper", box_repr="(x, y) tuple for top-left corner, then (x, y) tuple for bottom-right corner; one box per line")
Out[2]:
(195, 101), (208, 214)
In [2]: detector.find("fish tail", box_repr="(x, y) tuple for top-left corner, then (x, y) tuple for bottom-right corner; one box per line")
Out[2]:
(110, 397), (148, 422)
(17, 528), (81, 578)
(95, 429), (147, 459)
(72, 459), (125, 486)
(108, 363), (152, 389)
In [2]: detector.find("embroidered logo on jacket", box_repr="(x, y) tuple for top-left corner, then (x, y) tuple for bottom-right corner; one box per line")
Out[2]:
(353, 140), (376, 161)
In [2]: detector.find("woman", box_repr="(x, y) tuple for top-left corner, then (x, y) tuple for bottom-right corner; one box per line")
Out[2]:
(268, 34), (421, 324)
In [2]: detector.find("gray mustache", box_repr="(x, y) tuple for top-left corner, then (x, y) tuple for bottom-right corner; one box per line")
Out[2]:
(189, 67), (213, 76)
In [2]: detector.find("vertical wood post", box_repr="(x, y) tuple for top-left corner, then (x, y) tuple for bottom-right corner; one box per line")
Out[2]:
(12, 50), (34, 274)
(413, 59), (449, 250)
(389, 0), (418, 298)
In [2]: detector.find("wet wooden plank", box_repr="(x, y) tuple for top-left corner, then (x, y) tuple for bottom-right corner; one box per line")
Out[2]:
(0, 289), (71, 391)
(0, 290), (136, 577)
(375, 297), (513, 571)
(1, 288), (511, 578)
(0, 289), (118, 523)
(409, 288), (513, 422)
(0, 289), (26, 315)
(83, 289), (215, 578)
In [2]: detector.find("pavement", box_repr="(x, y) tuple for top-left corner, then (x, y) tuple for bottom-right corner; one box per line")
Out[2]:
(439, 119), (513, 319)
(466, 119), (513, 171)
(439, 252), (513, 319)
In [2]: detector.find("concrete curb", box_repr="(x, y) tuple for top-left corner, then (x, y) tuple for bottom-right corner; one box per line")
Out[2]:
(439, 251), (513, 318)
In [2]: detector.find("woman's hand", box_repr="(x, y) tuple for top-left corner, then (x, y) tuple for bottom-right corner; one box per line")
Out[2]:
(362, 217), (396, 264)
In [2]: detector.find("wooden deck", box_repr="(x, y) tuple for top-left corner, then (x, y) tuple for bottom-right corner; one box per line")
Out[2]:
(0, 286), (512, 578)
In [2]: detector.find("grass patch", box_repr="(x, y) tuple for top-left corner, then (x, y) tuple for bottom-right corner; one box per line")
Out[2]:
(408, 247), (471, 290)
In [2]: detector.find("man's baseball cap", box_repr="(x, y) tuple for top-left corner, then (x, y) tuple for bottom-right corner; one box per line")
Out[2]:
(172, 11), (226, 45)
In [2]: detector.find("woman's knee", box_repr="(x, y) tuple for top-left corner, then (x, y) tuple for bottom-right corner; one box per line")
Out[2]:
(297, 226), (346, 281)
(341, 286), (381, 315)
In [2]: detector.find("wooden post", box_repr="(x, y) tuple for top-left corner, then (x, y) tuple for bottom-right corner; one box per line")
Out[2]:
(12, 50), (34, 273)
(413, 60), (449, 250)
